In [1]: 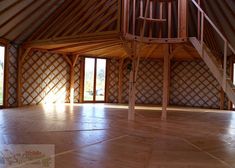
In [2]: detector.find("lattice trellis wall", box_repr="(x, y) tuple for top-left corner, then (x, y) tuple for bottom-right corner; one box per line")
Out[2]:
(121, 59), (132, 103)
(170, 61), (221, 108)
(22, 51), (70, 105)
(107, 58), (226, 108)
(136, 59), (163, 104)
(74, 58), (81, 103)
(7, 44), (18, 107)
(5, 50), (229, 109)
(107, 58), (163, 104)
(107, 59), (119, 103)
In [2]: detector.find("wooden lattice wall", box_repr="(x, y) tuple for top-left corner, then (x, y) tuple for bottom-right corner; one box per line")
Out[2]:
(107, 58), (226, 109)
(4, 51), (230, 109)
(107, 59), (119, 103)
(7, 44), (18, 107)
(136, 59), (163, 104)
(170, 61), (221, 108)
(21, 51), (70, 105)
(107, 58), (163, 104)
(121, 59), (131, 103)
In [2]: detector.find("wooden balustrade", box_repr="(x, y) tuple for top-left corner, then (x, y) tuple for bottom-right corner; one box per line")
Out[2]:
(122, 0), (188, 43)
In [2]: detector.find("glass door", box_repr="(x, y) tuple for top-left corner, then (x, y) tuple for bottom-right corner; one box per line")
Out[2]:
(0, 46), (5, 106)
(83, 57), (106, 102)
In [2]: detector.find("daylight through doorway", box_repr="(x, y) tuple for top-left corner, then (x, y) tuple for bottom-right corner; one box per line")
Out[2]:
(83, 58), (106, 102)
(0, 46), (5, 106)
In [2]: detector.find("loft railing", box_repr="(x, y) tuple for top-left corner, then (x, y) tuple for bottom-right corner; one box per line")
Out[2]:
(122, 0), (188, 43)
(190, 0), (235, 91)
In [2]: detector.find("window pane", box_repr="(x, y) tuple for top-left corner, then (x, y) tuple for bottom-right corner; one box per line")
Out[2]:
(84, 58), (95, 101)
(0, 46), (5, 105)
(95, 59), (106, 101)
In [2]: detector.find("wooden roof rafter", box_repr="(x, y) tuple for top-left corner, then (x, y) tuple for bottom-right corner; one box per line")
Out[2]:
(23, 31), (121, 48)
(0, 0), (65, 44)
(12, 0), (62, 42)
(65, 0), (111, 36)
(38, 0), (81, 40)
(25, 0), (121, 47)
(2, 0), (50, 37)
(0, 0), (22, 15)
(27, 0), (73, 42)
(0, 1), (35, 29)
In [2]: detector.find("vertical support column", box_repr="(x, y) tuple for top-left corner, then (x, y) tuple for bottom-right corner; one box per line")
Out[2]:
(123, 0), (127, 35)
(70, 64), (75, 104)
(197, 0), (201, 40)
(159, 2), (163, 38)
(161, 46), (171, 121)
(70, 55), (79, 104)
(118, 58), (124, 103)
(149, 1), (153, 37)
(178, 0), (187, 38)
(79, 57), (84, 103)
(167, 2), (172, 38)
(105, 59), (110, 103)
(132, 0), (136, 35)
(140, 0), (143, 17)
(220, 88), (224, 110)
(128, 42), (138, 121)
(126, 0), (130, 35)
(228, 57), (233, 110)
(128, 67), (135, 120)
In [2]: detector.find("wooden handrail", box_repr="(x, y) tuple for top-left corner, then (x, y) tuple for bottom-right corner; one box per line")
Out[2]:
(191, 0), (235, 54)
(191, 0), (235, 91)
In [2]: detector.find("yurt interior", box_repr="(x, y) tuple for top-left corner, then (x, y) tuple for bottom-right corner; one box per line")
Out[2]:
(0, 0), (235, 167)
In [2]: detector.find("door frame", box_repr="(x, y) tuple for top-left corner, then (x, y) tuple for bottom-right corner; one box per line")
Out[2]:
(82, 56), (107, 103)
(0, 38), (8, 108)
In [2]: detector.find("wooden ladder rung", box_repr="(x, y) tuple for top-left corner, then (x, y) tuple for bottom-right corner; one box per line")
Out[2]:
(138, 16), (166, 22)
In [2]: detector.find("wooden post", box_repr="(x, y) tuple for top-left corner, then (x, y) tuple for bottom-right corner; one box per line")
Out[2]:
(168, 2), (172, 38)
(228, 57), (233, 110)
(220, 88), (224, 110)
(161, 46), (171, 120)
(79, 57), (84, 102)
(128, 60), (136, 120)
(128, 42), (138, 121)
(118, 58), (124, 103)
(70, 64), (75, 104)
(178, 0), (187, 38)
(197, 0), (201, 40)
(132, 0), (136, 35)
(70, 55), (79, 104)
